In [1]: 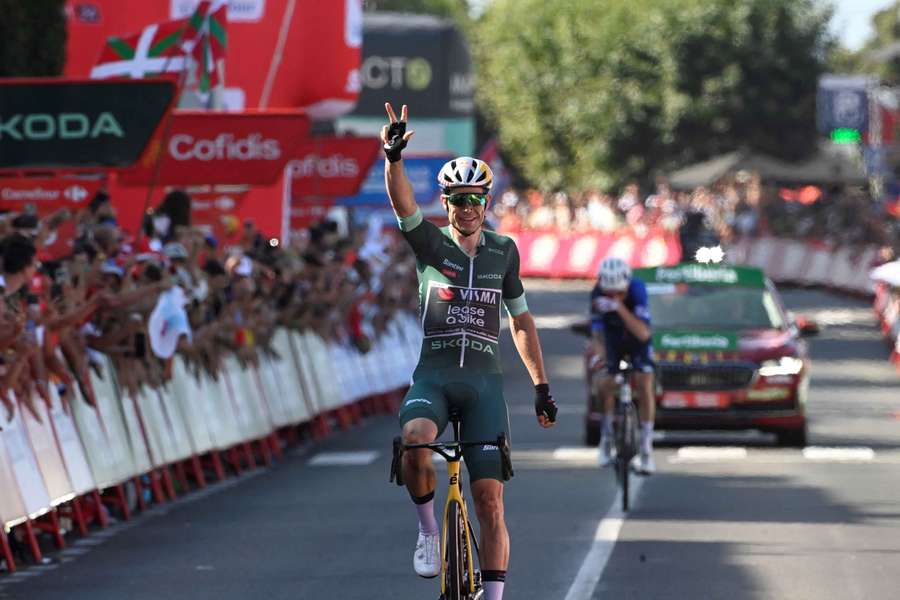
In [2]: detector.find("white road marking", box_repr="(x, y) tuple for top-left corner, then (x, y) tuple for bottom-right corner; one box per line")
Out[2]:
(308, 451), (379, 466)
(564, 477), (644, 600)
(553, 447), (599, 462)
(671, 447), (749, 462)
(802, 447), (875, 462)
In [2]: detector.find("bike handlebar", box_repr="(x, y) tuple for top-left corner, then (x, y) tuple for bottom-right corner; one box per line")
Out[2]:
(390, 433), (514, 485)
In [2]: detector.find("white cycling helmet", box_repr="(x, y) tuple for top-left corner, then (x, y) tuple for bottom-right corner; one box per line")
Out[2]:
(437, 156), (494, 193)
(598, 256), (631, 292)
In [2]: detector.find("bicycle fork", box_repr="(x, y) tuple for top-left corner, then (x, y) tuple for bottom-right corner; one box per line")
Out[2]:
(441, 458), (478, 597)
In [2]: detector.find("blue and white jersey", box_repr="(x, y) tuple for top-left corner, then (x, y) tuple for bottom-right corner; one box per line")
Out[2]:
(590, 278), (651, 337)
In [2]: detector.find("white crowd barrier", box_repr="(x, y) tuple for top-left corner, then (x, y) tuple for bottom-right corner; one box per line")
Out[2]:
(0, 315), (421, 568)
(727, 236), (879, 295)
(874, 282), (900, 371)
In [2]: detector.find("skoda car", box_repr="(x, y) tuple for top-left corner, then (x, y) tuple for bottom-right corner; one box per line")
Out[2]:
(576, 263), (817, 447)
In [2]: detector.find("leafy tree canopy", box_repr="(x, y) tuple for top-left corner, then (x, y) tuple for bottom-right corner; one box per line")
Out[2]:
(474, 0), (832, 191)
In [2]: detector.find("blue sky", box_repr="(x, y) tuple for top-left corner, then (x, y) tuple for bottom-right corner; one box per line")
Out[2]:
(830, 0), (896, 49)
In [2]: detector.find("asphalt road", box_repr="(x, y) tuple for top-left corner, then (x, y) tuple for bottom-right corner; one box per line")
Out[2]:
(8, 283), (900, 600)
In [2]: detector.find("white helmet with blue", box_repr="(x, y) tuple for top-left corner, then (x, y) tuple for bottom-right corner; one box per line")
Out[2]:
(598, 256), (631, 292)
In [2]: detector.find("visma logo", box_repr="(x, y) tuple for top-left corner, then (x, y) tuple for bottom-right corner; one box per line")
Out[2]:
(437, 287), (455, 301)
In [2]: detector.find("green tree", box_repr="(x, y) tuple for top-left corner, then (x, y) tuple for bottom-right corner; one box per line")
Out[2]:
(474, 0), (832, 190)
(0, 0), (66, 77)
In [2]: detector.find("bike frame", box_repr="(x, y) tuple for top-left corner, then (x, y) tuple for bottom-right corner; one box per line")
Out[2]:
(441, 453), (477, 596)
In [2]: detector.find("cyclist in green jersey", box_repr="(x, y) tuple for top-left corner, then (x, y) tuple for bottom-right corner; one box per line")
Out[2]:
(382, 103), (557, 600)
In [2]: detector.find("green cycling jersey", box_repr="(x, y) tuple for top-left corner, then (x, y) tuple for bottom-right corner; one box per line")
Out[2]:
(398, 207), (529, 373)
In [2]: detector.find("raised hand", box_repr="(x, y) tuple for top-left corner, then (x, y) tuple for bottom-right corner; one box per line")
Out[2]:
(381, 103), (415, 163)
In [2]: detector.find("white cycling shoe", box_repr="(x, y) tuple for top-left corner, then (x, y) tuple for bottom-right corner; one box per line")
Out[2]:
(598, 437), (616, 467)
(413, 530), (440, 578)
(631, 453), (656, 476)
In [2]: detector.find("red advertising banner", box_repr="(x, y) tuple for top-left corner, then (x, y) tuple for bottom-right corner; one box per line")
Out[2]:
(504, 229), (682, 278)
(64, 0), (362, 117)
(290, 199), (336, 232)
(118, 111), (310, 186)
(287, 136), (380, 197)
(188, 187), (248, 243)
(0, 178), (105, 260)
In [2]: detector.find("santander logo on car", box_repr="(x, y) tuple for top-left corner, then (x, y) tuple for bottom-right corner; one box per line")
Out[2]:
(169, 133), (281, 162)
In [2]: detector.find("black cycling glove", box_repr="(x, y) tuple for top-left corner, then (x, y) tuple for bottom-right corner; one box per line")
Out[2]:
(534, 383), (558, 422)
(383, 120), (408, 163)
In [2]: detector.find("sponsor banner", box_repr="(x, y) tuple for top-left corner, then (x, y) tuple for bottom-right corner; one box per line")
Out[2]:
(171, 0), (265, 22)
(337, 155), (451, 208)
(287, 136), (380, 197)
(350, 16), (473, 118)
(635, 264), (766, 288)
(188, 186), (248, 242)
(290, 198), (336, 231)
(505, 229), (681, 278)
(0, 178), (105, 260)
(653, 330), (739, 352)
(422, 281), (502, 343)
(119, 111), (309, 186)
(65, 1), (362, 116)
(0, 79), (176, 170)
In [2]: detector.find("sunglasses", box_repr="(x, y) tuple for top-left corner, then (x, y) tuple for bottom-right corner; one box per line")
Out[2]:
(445, 193), (488, 207)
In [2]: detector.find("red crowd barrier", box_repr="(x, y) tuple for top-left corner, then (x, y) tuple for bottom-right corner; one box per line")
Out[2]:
(503, 228), (682, 277)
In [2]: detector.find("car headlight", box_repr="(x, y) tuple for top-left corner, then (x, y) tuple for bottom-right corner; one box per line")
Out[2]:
(758, 356), (804, 377)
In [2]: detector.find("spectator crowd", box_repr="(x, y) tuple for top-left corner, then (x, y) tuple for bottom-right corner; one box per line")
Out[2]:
(0, 189), (419, 422)
(491, 172), (900, 262)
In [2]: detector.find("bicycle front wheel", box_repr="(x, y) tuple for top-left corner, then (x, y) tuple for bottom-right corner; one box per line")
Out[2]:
(445, 500), (468, 600)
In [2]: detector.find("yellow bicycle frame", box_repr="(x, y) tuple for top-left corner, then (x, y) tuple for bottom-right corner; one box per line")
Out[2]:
(440, 458), (477, 596)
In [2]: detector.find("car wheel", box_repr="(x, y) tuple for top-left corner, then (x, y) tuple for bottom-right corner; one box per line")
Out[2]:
(776, 427), (807, 448)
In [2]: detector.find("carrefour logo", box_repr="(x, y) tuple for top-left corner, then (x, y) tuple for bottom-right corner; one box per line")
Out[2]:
(64, 185), (90, 202)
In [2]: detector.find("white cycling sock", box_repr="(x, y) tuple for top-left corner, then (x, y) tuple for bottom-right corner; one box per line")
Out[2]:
(601, 414), (614, 437)
(411, 491), (439, 535)
(485, 581), (505, 599)
(641, 421), (654, 455)
(483, 570), (506, 600)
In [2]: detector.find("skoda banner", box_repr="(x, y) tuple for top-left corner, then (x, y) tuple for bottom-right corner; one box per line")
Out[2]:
(119, 111), (310, 186)
(0, 79), (176, 170)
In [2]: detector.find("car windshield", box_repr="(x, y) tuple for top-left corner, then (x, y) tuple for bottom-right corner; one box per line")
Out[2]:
(646, 284), (785, 330)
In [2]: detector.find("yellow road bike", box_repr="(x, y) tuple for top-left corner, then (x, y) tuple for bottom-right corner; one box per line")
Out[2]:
(391, 410), (513, 600)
